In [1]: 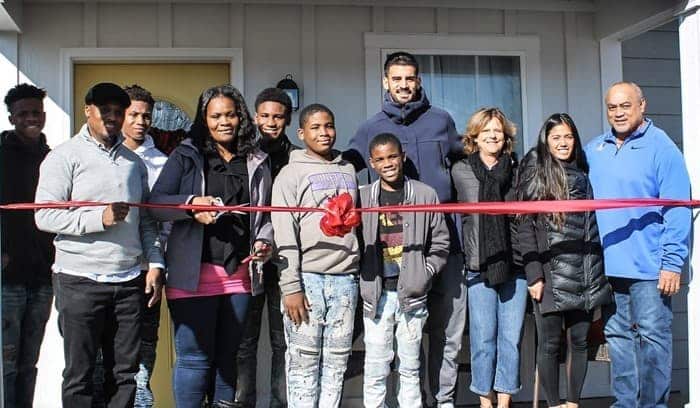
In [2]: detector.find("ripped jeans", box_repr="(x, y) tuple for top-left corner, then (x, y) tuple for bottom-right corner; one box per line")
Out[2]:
(363, 290), (427, 408)
(283, 273), (357, 408)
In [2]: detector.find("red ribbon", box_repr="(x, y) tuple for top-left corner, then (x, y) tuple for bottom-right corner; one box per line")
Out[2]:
(2, 198), (697, 238)
(319, 192), (361, 237)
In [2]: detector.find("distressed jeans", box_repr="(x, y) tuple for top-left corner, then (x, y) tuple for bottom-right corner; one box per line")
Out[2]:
(2, 284), (53, 408)
(604, 277), (673, 408)
(466, 271), (527, 396)
(363, 290), (427, 408)
(134, 298), (161, 408)
(236, 264), (287, 407)
(283, 273), (357, 408)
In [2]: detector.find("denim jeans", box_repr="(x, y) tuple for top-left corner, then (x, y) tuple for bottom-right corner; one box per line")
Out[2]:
(604, 277), (673, 408)
(283, 273), (357, 408)
(168, 293), (250, 408)
(424, 253), (467, 407)
(363, 290), (427, 408)
(2, 284), (53, 408)
(134, 298), (161, 408)
(236, 264), (287, 407)
(466, 271), (527, 396)
(53, 273), (143, 408)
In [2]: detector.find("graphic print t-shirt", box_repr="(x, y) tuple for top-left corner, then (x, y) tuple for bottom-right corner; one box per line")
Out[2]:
(379, 187), (404, 280)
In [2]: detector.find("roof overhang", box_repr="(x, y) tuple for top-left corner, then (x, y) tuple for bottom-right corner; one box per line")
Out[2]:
(0, 1), (20, 32)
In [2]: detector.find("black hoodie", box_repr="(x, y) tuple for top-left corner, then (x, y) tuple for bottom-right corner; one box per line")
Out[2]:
(1, 130), (55, 287)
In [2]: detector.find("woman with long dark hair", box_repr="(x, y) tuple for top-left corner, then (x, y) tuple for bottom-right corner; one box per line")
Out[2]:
(149, 85), (272, 407)
(515, 113), (612, 408)
(451, 107), (526, 408)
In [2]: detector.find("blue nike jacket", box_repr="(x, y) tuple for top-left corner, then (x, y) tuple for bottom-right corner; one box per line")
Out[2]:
(584, 119), (690, 280)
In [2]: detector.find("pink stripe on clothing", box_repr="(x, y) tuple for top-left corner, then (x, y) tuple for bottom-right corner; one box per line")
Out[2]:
(166, 263), (251, 299)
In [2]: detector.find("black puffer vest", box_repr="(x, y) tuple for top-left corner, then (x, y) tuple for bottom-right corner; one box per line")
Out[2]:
(517, 153), (613, 313)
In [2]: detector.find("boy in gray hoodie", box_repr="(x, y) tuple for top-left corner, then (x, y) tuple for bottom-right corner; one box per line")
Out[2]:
(271, 104), (360, 408)
(359, 133), (450, 408)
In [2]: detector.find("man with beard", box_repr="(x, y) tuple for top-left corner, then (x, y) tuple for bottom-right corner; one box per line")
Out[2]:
(35, 82), (164, 408)
(234, 88), (298, 408)
(346, 51), (465, 408)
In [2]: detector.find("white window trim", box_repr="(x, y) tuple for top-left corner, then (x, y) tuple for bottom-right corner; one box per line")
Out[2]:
(59, 47), (243, 138)
(364, 33), (542, 152)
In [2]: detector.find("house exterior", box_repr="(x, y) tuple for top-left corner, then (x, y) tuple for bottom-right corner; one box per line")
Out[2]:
(0, 0), (698, 406)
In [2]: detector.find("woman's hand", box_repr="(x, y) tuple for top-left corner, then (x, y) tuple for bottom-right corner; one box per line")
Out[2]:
(284, 292), (311, 326)
(191, 196), (218, 224)
(528, 280), (544, 302)
(250, 240), (272, 263)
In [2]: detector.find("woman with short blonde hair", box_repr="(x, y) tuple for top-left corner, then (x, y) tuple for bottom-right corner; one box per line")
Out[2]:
(462, 107), (517, 155)
(451, 107), (526, 408)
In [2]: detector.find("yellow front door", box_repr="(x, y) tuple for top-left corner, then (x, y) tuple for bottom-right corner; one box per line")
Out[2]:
(73, 62), (230, 407)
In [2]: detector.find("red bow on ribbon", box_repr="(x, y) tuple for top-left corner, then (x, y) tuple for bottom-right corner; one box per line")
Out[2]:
(320, 192), (361, 237)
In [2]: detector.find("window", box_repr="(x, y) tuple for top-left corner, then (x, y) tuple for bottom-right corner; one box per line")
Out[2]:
(364, 33), (542, 155)
(416, 54), (523, 156)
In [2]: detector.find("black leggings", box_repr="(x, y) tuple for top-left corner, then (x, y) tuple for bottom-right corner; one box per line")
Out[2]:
(533, 303), (593, 407)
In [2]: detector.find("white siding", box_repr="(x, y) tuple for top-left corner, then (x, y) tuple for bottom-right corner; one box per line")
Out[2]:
(3, 2), (611, 405)
(623, 20), (683, 147)
(6, 3), (606, 150)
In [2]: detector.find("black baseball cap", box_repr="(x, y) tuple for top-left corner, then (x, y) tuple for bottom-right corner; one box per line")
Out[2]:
(84, 82), (130, 108)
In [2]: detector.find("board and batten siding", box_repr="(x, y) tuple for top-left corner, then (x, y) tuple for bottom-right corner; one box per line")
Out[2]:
(622, 19), (689, 396)
(0, 2), (620, 406)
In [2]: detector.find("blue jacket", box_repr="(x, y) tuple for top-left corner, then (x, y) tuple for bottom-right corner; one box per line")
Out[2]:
(584, 119), (690, 280)
(346, 90), (462, 203)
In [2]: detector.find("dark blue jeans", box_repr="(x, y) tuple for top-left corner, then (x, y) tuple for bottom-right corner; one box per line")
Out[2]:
(236, 264), (286, 408)
(604, 277), (673, 408)
(169, 293), (250, 408)
(2, 284), (53, 408)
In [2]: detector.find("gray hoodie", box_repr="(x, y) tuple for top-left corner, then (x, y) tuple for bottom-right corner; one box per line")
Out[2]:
(272, 149), (360, 296)
(34, 124), (164, 275)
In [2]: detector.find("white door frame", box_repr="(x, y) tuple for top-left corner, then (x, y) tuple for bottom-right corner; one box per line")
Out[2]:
(59, 47), (243, 137)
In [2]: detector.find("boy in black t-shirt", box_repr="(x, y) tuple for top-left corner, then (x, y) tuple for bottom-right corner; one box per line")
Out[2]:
(358, 133), (450, 408)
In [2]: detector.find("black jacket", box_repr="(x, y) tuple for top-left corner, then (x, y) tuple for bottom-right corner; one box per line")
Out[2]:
(1, 131), (55, 287)
(515, 150), (612, 313)
(261, 134), (300, 180)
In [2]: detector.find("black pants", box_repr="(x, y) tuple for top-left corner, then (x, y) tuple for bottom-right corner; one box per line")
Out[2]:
(53, 273), (143, 408)
(533, 303), (592, 407)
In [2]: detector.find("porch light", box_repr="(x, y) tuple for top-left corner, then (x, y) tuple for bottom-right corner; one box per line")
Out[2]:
(276, 74), (300, 111)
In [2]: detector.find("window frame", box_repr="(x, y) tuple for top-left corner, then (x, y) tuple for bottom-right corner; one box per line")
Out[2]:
(364, 33), (542, 153)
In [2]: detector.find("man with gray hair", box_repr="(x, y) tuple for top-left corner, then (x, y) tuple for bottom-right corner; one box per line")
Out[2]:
(585, 81), (690, 407)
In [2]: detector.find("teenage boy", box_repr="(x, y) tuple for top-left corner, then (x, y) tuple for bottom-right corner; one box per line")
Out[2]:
(360, 133), (450, 408)
(272, 104), (360, 408)
(35, 82), (164, 408)
(236, 88), (299, 408)
(122, 84), (168, 408)
(1, 83), (55, 408)
(347, 51), (465, 407)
